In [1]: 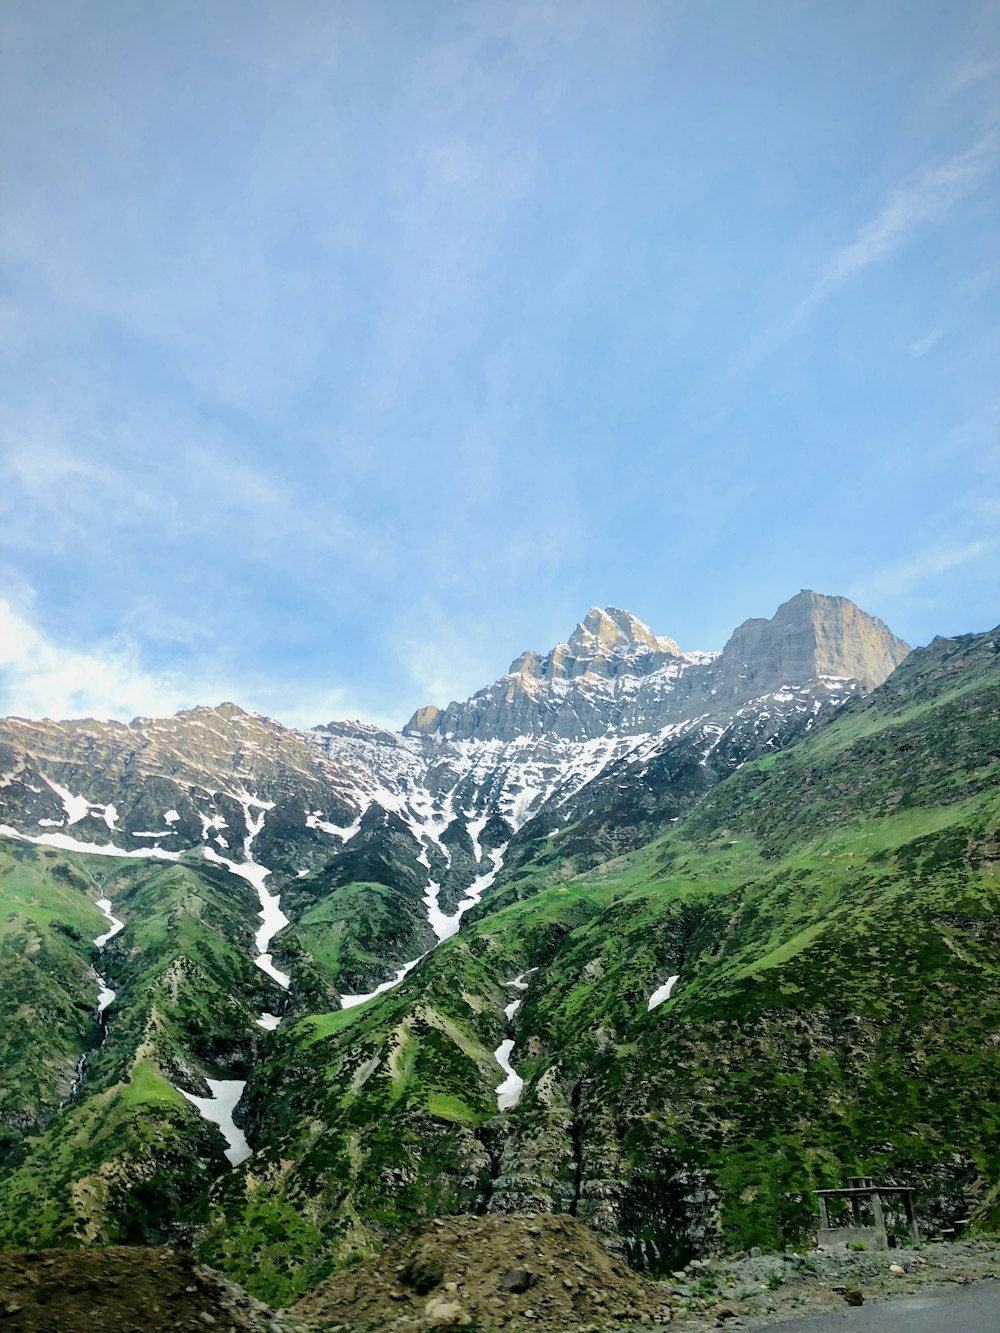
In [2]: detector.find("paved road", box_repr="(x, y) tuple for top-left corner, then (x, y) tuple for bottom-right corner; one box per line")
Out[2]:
(761, 1280), (1000, 1332)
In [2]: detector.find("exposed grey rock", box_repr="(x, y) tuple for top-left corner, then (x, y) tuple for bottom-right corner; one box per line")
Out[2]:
(403, 592), (908, 744)
(0, 590), (910, 999)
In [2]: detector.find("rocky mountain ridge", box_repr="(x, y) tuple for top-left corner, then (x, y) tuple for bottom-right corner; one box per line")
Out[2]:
(403, 591), (908, 743)
(0, 586), (951, 1301)
(0, 592), (909, 998)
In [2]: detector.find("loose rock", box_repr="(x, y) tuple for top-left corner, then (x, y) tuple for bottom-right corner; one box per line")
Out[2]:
(0, 1248), (287, 1333)
(292, 1214), (673, 1333)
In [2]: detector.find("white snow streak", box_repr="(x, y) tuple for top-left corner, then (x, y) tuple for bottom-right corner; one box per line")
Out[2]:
(94, 896), (125, 949)
(647, 974), (680, 1010)
(0, 825), (183, 861)
(494, 1039), (524, 1110)
(177, 1079), (252, 1167)
(340, 954), (426, 1009)
(91, 896), (126, 1020)
(204, 841), (289, 989)
(502, 969), (535, 1021)
(96, 977), (116, 1016)
(306, 809), (362, 841)
(41, 775), (90, 825)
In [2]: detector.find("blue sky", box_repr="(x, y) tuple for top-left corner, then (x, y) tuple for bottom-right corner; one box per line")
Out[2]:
(1, 0), (997, 727)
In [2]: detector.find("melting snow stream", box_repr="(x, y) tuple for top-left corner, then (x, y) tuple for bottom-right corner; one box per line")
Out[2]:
(203, 793), (290, 991)
(63, 894), (125, 1104)
(493, 970), (535, 1111)
(493, 1039), (523, 1111)
(93, 896), (124, 1016)
(338, 798), (511, 1006)
(177, 792), (291, 1168)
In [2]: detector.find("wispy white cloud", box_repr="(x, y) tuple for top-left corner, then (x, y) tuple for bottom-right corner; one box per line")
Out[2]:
(0, 410), (395, 587)
(731, 133), (998, 375)
(808, 133), (997, 302)
(849, 537), (997, 604)
(0, 593), (391, 728)
(909, 329), (944, 357)
(390, 599), (507, 717)
(938, 56), (997, 102)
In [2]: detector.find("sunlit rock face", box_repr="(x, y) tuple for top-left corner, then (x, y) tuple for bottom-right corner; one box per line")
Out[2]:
(402, 592), (909, 744)
(715, 589), (910, 699)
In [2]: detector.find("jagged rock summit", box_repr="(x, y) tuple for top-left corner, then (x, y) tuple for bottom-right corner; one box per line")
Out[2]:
(565, 605), (683, 660)
(0, 591), (910, 878)
(403, 591), (910, 743)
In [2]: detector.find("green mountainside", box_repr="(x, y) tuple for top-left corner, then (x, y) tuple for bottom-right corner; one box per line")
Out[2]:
(184, 626), (999, 1304)
(0, 849), (287, 1244)
(0, 618), (996, 1308)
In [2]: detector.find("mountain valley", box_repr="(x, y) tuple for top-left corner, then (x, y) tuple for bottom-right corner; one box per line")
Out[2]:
(0, 590), (996, 1313)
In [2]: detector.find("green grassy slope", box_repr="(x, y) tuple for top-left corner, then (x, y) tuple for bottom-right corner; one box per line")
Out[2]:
(0, 847), (288, 1247)
(0, 626), (996, 1305)
(198, 625), (1000, 1304)
(0, 843), (107, 1160)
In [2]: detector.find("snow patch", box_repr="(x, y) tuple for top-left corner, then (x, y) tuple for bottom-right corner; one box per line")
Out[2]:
(422, 880), (453, 943)
(41, 775), (90, 825)
(494, 1038), (524, 1110)
(0, 825), (183, 861)
(306, 809), (363, 841)
(340, 954), (425, 1009)
(96, 976), (116, 1016)
(177, 1079), (252, 1167)
(198, 811), (227, 840)
(647, 974), (680, 1011)
(92, 898), (124, 1021)
(94, 896), (125, 949)
(502, 969), (535, 1021)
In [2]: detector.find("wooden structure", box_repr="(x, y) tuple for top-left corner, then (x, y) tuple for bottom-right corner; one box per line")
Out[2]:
(815, 1176), (919, 1251)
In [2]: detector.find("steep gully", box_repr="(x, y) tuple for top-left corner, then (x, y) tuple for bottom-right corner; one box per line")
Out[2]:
(39, 770), (681, 1168)
(16, 755), (684, 1162)
(61, 892), (124, 1106)
(7, 771), (529, 1163)
(195, 789), (524, 1158)
(495, 970), (536, 1111)
(179, 790), (288, 1166)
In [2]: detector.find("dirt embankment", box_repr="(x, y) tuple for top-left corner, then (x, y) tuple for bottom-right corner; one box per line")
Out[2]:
(0, 1246), (289, 1333)
(665, 1235), (1000, 1328)
(2, 1228), (997, 1333)
(292, 1213), (674, 1332)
